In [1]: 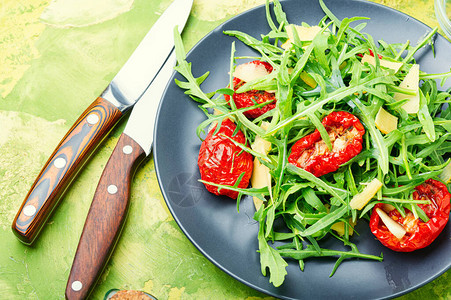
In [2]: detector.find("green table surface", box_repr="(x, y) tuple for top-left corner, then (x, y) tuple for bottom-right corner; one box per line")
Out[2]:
(1, 0), (450, 299)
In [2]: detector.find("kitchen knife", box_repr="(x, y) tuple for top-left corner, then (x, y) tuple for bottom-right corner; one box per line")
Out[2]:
(12, 0), (193, 245)
(65, 48), (177, 300)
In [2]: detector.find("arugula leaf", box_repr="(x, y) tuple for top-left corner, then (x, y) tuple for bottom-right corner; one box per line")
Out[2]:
(418, 89), (436, 142)
(258, 225), (288, 287)
(286, 164), (347, 205)
(351, 97), (390, 175)
(173, 27), (214, 105)
(319, 0), (341, 27)
(300, 205), (348, 237)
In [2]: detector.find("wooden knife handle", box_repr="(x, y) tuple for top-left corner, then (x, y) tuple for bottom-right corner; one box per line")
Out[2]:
(65, 133), (146, 300)
(12, 97), (123, 245)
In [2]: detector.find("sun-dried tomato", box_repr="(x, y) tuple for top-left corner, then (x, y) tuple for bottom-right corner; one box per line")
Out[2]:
(198, 119), (253, 199)
(370, 179), (451, 252)
(224, 60), (276, 119)
(288, 111), (365, 177)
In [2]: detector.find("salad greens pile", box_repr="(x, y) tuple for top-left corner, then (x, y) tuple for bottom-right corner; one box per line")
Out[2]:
(173, 0), (451, 287)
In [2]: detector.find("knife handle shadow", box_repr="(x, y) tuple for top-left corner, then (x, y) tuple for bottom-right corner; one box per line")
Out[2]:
(65, 133), (146, 300)
(12, 97), (123, 245)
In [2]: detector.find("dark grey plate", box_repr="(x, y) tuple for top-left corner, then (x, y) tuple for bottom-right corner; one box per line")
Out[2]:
(154, 1), (451, 299)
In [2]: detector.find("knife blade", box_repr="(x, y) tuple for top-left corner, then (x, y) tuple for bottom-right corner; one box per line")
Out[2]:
(65, 49), (177, 300)
(12, 0), (192, 245)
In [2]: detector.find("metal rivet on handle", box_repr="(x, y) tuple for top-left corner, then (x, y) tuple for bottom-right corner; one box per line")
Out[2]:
(23, 205), (37, 217)
(86, 113), (99, 125)
(71, 281), (82, 291)
(107, 185), (118, 194)
(54, 157), (67, 169)
(122, 145), (133, 155)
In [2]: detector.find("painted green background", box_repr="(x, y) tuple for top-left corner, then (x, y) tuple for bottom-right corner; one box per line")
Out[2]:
(0, 0), (449, 299)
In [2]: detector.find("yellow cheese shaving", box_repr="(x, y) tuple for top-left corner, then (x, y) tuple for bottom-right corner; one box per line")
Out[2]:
(331, 219), (356, 236)
(281, 25), (322, 49)
(233, 61), (269, 83)
(375, 107), (398, 134)
(376, 208), (407, 240)
(394, 64), (420, 114)
(350, 178), (383, 210)
(250, 122), (271, 211)
(360, 53), (403, 73)
(439, 162), (451, 184)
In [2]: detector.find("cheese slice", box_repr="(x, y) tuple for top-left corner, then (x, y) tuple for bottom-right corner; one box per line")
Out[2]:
(361, 53), (403, 73)
(393, 64), (420, 114)
(250, 122), (271, 211)
(439, 162), (451, 183)
(281, 25), (322, 49)
(331, 219), (356, 236)
(350, 178), (383, 210)
(375, 107), (398, 134)
(233, 61), (270, 83)
(376, 208), (407, 240)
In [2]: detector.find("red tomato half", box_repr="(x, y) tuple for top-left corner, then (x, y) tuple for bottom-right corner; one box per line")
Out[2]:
(288, 111), (365, 177)
(224, 60), (276, 119)
(370, 179), (451, 252)
(198, 119), (253, 199)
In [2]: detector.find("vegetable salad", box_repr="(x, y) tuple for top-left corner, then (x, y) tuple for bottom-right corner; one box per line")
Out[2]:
(173, 0), (451, 287)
